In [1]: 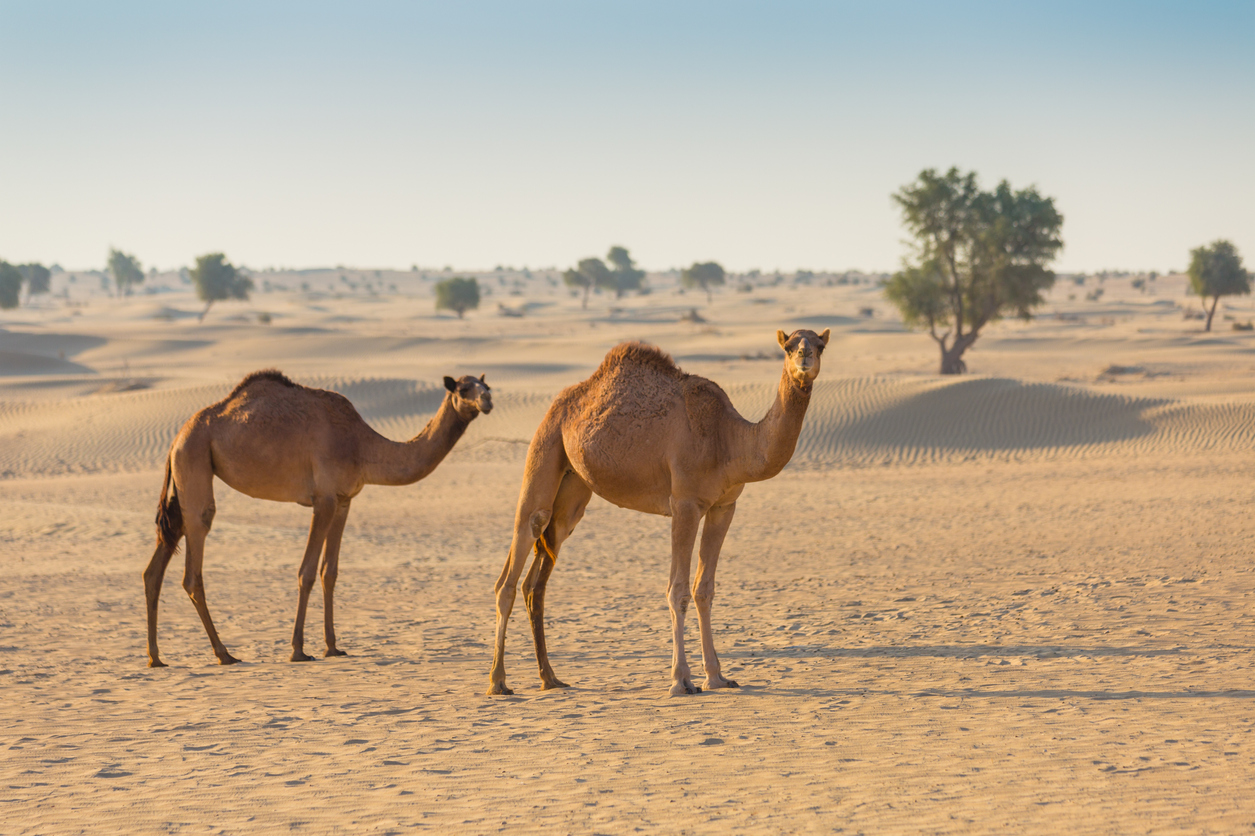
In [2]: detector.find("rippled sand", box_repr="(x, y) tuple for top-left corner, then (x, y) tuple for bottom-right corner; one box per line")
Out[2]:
(3, 270), (1255, 833)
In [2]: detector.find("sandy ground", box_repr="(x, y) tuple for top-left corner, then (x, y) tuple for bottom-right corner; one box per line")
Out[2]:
(3, 269), (1255, 834)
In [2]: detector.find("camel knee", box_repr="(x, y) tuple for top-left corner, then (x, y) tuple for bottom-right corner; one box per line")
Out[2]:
(667, 584), (691, 614)
(693, 581), (715, 608)
(182, 574), (204, 601)
(297, 567), (317, 592)
(199, 505), (215, 531)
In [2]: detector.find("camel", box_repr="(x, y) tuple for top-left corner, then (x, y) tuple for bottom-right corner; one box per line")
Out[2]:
(143, 369), (493, 667)
(487, 328), (829, 696)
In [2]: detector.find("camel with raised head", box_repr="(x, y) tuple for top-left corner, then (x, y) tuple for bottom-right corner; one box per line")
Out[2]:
(144, 370), (492, 667)
(487, 328), (829, 696)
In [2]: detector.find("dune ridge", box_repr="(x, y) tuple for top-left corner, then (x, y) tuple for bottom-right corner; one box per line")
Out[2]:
(4, 374), (1255, 480)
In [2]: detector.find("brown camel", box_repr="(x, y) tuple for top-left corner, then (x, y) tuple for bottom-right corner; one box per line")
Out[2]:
(487, 328), (829, 696)
(143, 369), (492, 667)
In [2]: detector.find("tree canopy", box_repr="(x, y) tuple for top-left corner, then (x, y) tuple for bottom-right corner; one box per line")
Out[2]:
(434, 276), (480, 318)
(605, 246), (645, 298)
(563, 248), (647, 308)
(1187, 239), (1250, 332)
(18, 263), (51, 302)
(563, 258), (610, 309)
(189, 253), (253, 322)
(0, 261), (21, 310)
(885, 167), (1063, 374)
(108, 248), (144, 296)
(680, 261), (725, 302)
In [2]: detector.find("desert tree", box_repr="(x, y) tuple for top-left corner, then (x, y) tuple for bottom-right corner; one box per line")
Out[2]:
(18, 263), (51, 304)
(434, 276), (480, 318)
(606, 246), (646, 298)
(681, 261), (725, 302)
(885, 167), (1063, 374)
(190, 252), (253, 322)
(563, 257), (611, 309)
(1187, 239), (1250, 332)
(0, 261), (21, 310)
(108, 248), (144, 296)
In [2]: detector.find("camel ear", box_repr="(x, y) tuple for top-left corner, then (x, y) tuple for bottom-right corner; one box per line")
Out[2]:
(479, 373), (486, 384)
(443, 376), (457, 392)
(818, 328), (830, 346)
(776, 329), (789, 350)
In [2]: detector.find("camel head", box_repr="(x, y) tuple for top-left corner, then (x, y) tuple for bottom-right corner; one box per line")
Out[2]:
(776, 328), (830, 387)
(443, 374), (493, 416)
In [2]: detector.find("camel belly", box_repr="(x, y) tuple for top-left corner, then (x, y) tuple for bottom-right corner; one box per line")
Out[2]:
(565, 451), (673, 516)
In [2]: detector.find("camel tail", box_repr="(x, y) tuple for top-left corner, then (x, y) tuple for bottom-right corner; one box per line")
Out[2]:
(155, 454), (184, 554)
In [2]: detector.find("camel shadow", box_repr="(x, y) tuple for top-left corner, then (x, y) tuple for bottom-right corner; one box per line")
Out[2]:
(727, 643), (1184, 660)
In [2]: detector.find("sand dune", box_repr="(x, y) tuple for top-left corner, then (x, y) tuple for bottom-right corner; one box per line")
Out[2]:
(5, 273), (1255, 833)
(5, 370), (1254, 480)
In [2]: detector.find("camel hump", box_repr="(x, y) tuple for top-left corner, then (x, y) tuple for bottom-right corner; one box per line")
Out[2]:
(228, 369), (298, 397)
(598, 342), (686, 380)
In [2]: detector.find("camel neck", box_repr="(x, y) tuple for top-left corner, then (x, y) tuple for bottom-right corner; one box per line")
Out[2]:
(363, 394), (472, 486)
(740, 366), (812, 483)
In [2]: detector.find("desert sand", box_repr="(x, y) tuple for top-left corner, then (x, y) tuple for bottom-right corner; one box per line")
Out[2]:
(3, 267), (1255, 834)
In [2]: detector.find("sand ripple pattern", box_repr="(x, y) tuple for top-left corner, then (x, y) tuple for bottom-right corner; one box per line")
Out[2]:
(3, 375), (1254, 479)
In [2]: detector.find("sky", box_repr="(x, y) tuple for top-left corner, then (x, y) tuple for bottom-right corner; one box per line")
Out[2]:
(1, 1), (1252, 274)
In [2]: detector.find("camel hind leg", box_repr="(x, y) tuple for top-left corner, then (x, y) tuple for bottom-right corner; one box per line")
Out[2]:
(487, 432), (569, 695)
(523, 471), (593, 690)
(144, 455), (185, 667)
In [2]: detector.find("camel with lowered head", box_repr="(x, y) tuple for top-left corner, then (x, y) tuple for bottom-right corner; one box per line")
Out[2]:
(488, 328), (829, 696)
(144, 369), (493, 667)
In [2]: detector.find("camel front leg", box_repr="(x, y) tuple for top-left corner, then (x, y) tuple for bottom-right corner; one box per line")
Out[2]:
(488, 511), (548, 695)
(694, 502), (738, 690)
(667, 499), (703, 696)
(292, 496), (337, 662)
(320, 500), (351, 658)
(182, 519), (240, 665)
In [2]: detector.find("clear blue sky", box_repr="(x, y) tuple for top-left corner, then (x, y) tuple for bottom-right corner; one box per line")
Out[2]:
(1, 1), (1251, 273)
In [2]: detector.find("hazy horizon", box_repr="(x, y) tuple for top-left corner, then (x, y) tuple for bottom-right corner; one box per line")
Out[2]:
(2, 1), (1251, 275)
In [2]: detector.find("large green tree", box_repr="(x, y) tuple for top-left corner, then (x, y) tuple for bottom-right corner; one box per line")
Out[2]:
(434, 276), (480, 318)
(681, 261), (725, 302)
(108, 248), (144, 296)
(885, 167), (1063, 374)
(1187, 239), (1250, 332)
(189, 253), (253, 322)
(0, 261), (22, 310)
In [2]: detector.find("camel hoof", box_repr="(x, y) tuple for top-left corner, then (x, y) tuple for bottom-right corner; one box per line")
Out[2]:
(218, 655), (242, 666)
(703, 677), (739, 690)
(148, 659), (167, 668)
(542, 679), (571, 690)
(486, 683), (514, 696)
(290, 651), (316, 662)
(668, 681), (701, 697)
(325, 649), (348, 658)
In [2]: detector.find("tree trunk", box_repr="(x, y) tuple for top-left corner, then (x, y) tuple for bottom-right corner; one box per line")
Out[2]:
(582, 285), (589, 310)
(198, 301), (212, 323)
(706, 286), (712, 303)
(938, 334), (975, 375)
(1205, 296), (1219, 332)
